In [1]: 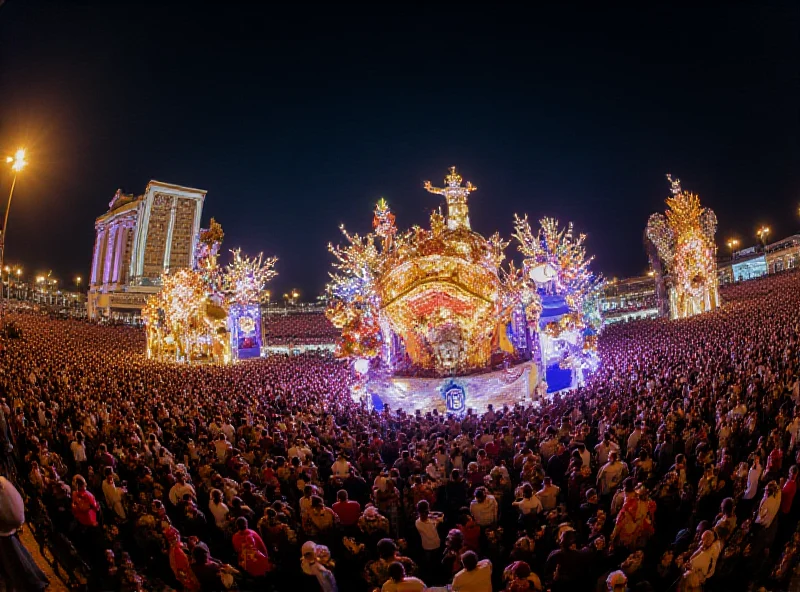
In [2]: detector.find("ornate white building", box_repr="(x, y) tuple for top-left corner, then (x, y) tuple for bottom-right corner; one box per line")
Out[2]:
(87, 180), (206, 320)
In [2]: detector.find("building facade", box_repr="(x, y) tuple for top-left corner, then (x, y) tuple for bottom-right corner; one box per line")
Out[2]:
(715, 239), (799, 286)
(601, 275), (659, 324)
(88, 180), (206, 320)
(765, 234), (800, 274)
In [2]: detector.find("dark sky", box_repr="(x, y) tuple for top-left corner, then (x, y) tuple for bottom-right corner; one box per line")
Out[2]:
(1, 2), (798, 296)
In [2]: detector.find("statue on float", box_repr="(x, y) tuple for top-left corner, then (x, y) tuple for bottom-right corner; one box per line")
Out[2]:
(646, 175), (719, 320)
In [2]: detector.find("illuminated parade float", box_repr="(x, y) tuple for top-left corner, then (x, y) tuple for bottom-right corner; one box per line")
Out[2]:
(512, 216), (603, 393)
(143, 219), (277, 363)
(326, 167), (603, 413)
(646, 175), (719, 320)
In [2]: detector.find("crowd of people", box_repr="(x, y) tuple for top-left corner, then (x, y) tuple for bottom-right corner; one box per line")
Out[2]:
(262, 311), (338, 345)
(2, 269), (800, 591)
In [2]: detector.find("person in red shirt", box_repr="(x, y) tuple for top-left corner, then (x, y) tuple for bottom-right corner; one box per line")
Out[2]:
(765, 446), (784, 481)
(95, 443), (116, 470)
(71, 475), (100, 527)
(780, 465), (798, 515)
(332, 489), (361, 527)
(485, 436), (501, 460)
(456, 512), (481, 552)
(231, 517), (268, 556)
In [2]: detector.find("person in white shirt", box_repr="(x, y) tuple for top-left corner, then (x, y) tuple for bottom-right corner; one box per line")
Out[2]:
(70, 431), (87, 472)
(743, 456), (762, 501)
(513, 483), (543, 517)
(214, 433), (231, 462)
(537, 477), (560, 512)
(415, 500), (442, 552)
(332, 453), (351, 478)
(470, 487), (498, 528)
(688, 530), (722, 583)
(594, 433), (620, 466)
(755, 480), (781, 528)
(576, 442), (591, 469)
(787, 414), (800, 452)
(597, 451), (628, 496)
(221, 421), (235, 443)
(627, 423), (644, 457)
(168, 473), (196, 506)
(381, 561), (426, 592)
(289, 440), (312, 462)
(452, 551), (492, 592)
(208, 488), (230, 528)
(101, 468), (126, 520)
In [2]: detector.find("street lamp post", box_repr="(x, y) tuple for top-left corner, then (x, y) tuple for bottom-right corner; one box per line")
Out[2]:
(1, 149), (27, 329)
(727, 238), (740, 257)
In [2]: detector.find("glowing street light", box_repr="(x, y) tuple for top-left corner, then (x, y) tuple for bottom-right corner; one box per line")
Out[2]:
(1, 148), (27, 327)
(75, 276), (82, 288)
(757, 226), (770, 247)
(727, 238), (740, 256)
(6, 149), (26, 173)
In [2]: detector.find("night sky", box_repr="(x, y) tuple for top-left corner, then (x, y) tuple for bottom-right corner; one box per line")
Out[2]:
(1, 3), (798, 296)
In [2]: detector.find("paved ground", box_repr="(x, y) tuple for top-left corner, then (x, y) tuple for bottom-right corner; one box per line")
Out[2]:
(18, 526), (69, 592)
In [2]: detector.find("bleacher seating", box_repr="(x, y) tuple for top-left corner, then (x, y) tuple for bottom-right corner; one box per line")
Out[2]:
(262, 310), (339, 344)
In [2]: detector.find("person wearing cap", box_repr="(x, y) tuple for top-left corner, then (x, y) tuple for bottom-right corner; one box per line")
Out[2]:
(381, 561), (426, 592)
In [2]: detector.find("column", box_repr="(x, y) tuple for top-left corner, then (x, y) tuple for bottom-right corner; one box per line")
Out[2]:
(190, 196), (204, 268)
(102, 225), (119, 285)
(112, 224), (126, 284)
(95, 227), (109, 287)
(162, 196), (178, 272)
(90, 226), (103, 285)
(131, 193), (154, 281)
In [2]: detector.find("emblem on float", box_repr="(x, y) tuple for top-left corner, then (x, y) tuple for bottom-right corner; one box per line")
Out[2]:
(441, 380), (466, 414)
